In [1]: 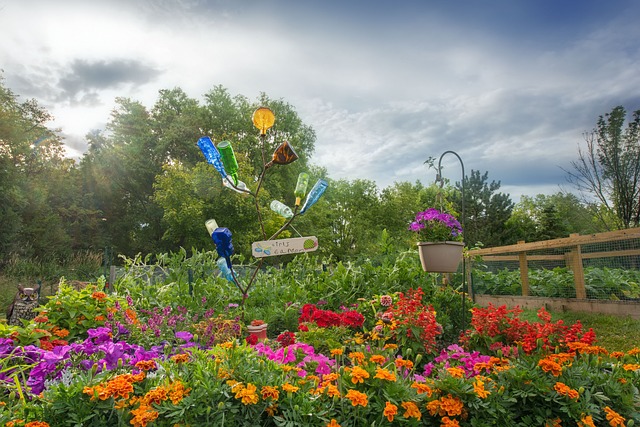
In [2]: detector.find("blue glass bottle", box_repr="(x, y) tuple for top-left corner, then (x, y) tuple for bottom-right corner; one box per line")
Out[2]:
(212, 227), (234, 268)
(216, 257), (235, 283)
(197, 136), (227, 179)
(300, 179), (328, 214)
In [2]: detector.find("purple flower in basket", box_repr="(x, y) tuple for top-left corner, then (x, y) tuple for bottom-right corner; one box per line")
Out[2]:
(409, 208), (463, 242)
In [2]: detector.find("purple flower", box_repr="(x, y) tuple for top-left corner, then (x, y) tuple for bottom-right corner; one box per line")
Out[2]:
(175, 331), (193, 342)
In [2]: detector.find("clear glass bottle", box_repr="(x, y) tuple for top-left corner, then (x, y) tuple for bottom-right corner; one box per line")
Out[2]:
(270, 200), (294, 219)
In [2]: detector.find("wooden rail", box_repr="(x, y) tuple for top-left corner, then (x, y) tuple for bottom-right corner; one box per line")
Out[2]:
(465, 228), (640, 299)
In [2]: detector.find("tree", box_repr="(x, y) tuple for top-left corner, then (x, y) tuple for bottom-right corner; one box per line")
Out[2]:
(566, 106), (640, 229)
(453, 170), (514, 247)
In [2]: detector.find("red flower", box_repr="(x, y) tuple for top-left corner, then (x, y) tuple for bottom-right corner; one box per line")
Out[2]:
(246, 334), (258, 345)
(340, 310), (364, 328)
(276, 331), (296, 347)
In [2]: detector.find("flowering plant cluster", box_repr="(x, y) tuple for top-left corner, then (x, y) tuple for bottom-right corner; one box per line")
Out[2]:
(461, 304), (597, 355)
(409, 208), (463, 242)
(1, 279), (639, 426)
(298, 303), (364, 330)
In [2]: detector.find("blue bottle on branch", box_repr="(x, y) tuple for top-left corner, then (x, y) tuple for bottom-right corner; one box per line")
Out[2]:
(197, 136), (227, 179)
(212, 227), (234, 269)
(300, 179), (328, 214)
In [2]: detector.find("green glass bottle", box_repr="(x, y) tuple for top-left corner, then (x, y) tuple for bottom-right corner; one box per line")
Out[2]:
(294, 172), (309, 206)
(217, 141), (239, 185)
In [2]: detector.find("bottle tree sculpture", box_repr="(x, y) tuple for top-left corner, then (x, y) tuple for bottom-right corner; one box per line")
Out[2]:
(197, 107), (327, 316)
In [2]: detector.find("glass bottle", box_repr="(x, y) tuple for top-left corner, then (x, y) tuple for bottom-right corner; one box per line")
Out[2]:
(205, 219), (218, 236)
(300, 179), (328, 214)
(216, 257), (235, 283)
(196, 136), (227, 179)
(265, 141), (298, 168)
(217, 141), (239, 185)
(270, 200), (294, 219)
(294, 172), (309, 206)
(212, 227), (234, 268)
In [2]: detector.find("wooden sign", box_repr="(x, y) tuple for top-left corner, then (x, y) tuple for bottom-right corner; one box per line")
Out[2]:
(252, 236), (318, 258)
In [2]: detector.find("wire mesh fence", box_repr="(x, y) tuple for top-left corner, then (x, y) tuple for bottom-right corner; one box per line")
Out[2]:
(467, 229), (640, 301)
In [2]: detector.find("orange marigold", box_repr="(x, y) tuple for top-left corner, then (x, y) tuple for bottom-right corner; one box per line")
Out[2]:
(92, 291), (107, 301)
(282, 383), (299, 393)
(538, 358), (563, 377)
(604, 406), (626, 427)
(350, 366), (370, 384)
(411, 382), (434, 396)
(130, 404), (159, 427)
(401, 401), (422, 420)
(348, 351), (365, 364)
(554, 382), (579, 400)
(369, 354), (386, 364)
(383, 401), (398, 422)
(473, 378), (490, 399)
(578, 415), (596, 427)
(441, 417), (461, 427)
(374, 367), (396, 381)
(446, 367), (465, 378)
(330, 348), (344, 356)
(326, 419), (341, 427)
(395, 358), (414, 370)
(171, 353), (189, 363)
(135, 360), (157, 371)
(545, 418), (562, 427)
(622, 363), (640, 371)
(439, 394), (464, 417)
(261, 385), (280, 401)
(345, 389), (368, 407)
(25, 422), (50, 427)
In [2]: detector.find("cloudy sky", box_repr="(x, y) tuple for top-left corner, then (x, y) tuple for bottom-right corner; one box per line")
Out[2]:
(2, 0), (640, 201)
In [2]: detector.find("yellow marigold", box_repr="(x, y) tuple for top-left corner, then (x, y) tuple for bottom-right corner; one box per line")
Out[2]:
(554, 382), (579, 400)
(350, 366), (370, 384)
(235, 382), (259, 405)
(135, 360), (157, 371)
(114, 398), (128, 410)
(401, 401), (422, 420)
(440, 394), (464, 417)
(384, 343), (398, 350)
(369, 354), (386, 365)
(383, 401), (398, 422)
(545, 418), (562, 427)
(604, 406), (626, 427)
(326, 419), (341, 427)
(538, 358), (563, 377)
(395, 358), (414, 370)
(219, 341), (233, 349)
(446, 367), (465, 378)
(282, 383), (299, 393)
(130, 404), (159, 427)
(345, 389), (368, 407)
(374, 367), (396, 381)
(578, 415), (596, 427)
(441, 417), (461, 427)
(473, 378), (490, 399)
(25, 422), (50, 427)
(330, 348), (344, 356)
(348, 351), (365, 364)
(411, 382), (433, 396)
(265, 404), (278, 416)
(261, 385), (279, 401)
(623, 363), (640, 371)
(171, 353), (190, 363)
(307, 374), (320, 384)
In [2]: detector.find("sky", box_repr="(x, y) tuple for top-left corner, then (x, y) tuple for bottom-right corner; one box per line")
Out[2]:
(2, 0), (640, 202)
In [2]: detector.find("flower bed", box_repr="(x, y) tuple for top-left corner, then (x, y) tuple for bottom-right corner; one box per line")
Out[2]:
(1, 281), (639, 426)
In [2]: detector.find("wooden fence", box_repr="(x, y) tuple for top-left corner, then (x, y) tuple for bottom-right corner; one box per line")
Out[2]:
(464, 228), (640, 318)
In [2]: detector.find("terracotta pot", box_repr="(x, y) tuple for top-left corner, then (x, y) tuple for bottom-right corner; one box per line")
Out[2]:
(417, 241), (464, 273)
(247, 323), (268, 341)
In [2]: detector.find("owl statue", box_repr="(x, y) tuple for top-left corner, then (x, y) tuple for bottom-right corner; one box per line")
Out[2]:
(6, 284), (41, 326)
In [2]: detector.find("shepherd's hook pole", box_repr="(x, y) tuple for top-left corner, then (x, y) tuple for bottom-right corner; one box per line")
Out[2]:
(435, 150), (467, 334)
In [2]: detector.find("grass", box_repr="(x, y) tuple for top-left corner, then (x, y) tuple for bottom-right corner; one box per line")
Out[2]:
(521, 308), (640, 352)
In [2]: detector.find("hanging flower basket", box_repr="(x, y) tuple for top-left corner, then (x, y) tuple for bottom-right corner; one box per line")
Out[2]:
(417, 241), (464, 273)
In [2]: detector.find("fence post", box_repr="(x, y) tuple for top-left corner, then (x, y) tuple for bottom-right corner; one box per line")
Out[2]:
(565, 234), (587, 299)
(518, 241), (530, 296)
